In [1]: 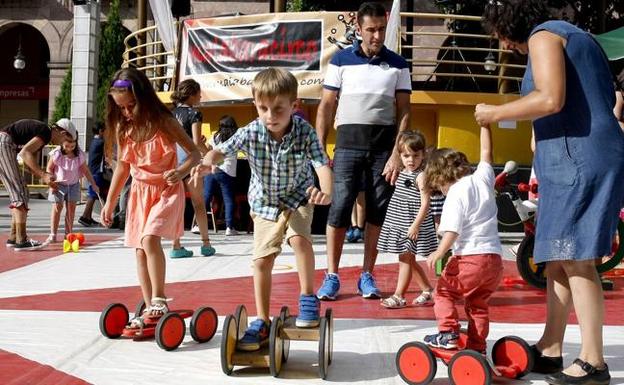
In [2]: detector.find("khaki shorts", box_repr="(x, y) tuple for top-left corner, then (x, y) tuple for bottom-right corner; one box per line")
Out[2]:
(252, 204), (314, 260)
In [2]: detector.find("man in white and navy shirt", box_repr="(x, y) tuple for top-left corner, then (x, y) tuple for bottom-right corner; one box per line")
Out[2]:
(316, 2), (412, 301)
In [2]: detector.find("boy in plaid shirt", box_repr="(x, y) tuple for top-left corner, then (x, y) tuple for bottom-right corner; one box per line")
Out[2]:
(194, 68), (332, 351)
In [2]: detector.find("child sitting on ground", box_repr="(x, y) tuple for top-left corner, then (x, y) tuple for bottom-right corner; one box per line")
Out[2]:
(423, 124), (503, 353)
(193, 68), (332, 351)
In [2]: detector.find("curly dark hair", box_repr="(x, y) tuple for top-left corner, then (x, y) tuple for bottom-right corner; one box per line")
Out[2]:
(482, 0), (551, 43)
(423, 148), (471, 193)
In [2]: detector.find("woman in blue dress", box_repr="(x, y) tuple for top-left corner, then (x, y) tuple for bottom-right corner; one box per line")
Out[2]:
(476, 1), (624, 384)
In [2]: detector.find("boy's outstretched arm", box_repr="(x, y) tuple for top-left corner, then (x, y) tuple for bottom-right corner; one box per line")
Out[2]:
(480, 124), (493, 164)
(191, 149), (225, 178)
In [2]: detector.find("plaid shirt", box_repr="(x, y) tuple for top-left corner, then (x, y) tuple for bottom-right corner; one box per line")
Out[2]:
(217, 115), (329, 221)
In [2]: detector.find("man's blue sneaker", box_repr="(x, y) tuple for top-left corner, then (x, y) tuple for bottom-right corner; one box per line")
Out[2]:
(357, 271), (381, 299)
(316, 273), (340, 300)
(237, 319), (270, 351)
(424, 331), (459, 350)
(296, 294), (320, 328)
(346, 227), (363, 243)
(345, 227), (355, 242)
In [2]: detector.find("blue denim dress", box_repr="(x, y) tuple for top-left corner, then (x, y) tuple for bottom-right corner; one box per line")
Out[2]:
(522, 21), (624, 263)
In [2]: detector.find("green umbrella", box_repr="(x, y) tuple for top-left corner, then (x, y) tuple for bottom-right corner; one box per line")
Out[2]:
(595, 26), (624, 61)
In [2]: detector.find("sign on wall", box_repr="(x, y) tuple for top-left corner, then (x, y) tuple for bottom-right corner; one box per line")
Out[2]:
(180, 12), (359, 103)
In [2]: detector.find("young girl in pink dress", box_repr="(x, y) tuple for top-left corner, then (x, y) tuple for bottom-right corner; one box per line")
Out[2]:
(46, 128), (99, 243)
(101, 68), (201, 327)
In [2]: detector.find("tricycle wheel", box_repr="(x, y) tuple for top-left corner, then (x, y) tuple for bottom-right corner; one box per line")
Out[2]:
(395, 342), (437, 385)
(516, 234), (547, 289)
(99, 303), (128, 338)
(156, 312), (186, 351)
(448, 350), (491, 385)
(190, 306), (218, 343)
(492, 336), (533, 378)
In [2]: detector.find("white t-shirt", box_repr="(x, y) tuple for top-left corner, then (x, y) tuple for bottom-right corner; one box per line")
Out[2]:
(209, 135), (237, 177)
(438, 162), (503, 256)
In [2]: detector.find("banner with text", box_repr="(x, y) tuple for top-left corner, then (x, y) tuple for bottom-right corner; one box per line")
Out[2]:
(180, 12), (359, 103)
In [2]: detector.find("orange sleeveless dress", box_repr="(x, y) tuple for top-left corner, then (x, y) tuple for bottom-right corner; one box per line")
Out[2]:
(119, 130), (185, 248)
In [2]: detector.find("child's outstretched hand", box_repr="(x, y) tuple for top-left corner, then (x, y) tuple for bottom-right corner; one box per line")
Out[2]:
(426, 250), (444, 271)
(307, 186), (331, 205)
(163, 169), (182, 185)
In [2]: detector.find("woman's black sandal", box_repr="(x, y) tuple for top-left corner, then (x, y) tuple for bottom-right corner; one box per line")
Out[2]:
(545, 358), (610, 385)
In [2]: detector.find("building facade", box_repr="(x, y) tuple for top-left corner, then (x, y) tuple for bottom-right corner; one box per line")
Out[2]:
(0, 0), (269, 126)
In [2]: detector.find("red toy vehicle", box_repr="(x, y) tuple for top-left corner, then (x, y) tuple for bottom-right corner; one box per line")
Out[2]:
(99, 300), (218, 351)
(396, 332), (533, 385)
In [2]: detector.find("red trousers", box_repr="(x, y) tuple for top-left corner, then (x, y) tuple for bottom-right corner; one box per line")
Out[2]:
(434, 253), (503, 352)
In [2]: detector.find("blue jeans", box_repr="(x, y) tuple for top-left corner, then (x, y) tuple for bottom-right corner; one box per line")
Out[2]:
(327, 148), (393, 228)
(203, 170), (236, 228)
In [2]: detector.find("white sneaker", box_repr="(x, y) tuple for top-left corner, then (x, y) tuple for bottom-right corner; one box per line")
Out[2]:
(45, 234), (58, 244)
(191, 225), (200, 234)
(225, 228), (239, 236)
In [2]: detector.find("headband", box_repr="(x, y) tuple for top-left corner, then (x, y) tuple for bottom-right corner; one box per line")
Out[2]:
(112, 79), (132, 88)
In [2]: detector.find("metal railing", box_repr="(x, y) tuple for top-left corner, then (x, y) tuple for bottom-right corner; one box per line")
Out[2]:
(120, 12), (527, 94)
(400, 12), (526, 93)
(122, 24), (177, 91)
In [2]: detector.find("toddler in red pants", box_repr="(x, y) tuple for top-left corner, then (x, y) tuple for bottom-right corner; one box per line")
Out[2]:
(422, 124), (503, 353)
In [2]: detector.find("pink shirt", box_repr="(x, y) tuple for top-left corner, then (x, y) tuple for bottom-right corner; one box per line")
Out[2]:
(50, 147), (86, 185)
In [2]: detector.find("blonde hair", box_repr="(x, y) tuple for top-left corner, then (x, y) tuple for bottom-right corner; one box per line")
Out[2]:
(424, 148), (471, 192)
(251, 68), (298, 101)
(397, 130), (426, 154)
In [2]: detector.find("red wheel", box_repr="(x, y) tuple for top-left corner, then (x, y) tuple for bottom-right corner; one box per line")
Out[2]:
(190, 307), (218, 343)
(99, 303), (128, 338)
(156, 313), (186, 351)
(492, 336), (533, 378)
(448, 350), (491, 385)
(395, 342), (437, 385)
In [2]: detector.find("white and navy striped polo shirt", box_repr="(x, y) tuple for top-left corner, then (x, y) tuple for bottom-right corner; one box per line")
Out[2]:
(324, 40), (412, 151)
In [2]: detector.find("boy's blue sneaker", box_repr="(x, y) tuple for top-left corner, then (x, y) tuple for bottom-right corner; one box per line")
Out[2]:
(200, 245), (216, 256)
(296, 294), (320, 328)
(170, 247), (193, 258)
(357, 271), (381, 299)
(424, 331), (459, 350)
(316, 273), (340, 300)
(237, 319), (270, 351)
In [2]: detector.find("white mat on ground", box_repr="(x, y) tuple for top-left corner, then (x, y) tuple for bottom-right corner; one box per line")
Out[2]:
(0, 310), (622, 385)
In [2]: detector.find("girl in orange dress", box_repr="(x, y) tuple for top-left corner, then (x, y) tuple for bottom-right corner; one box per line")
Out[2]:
(101, 68), (201, 328)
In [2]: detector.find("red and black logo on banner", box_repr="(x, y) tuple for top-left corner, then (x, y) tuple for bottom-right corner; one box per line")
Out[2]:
(185, 20), (322, 74)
